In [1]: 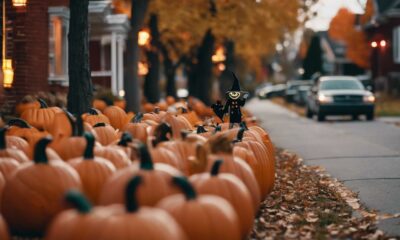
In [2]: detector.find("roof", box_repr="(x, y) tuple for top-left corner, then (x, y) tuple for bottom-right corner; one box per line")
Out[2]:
(319, 76), (359, 81)
(316, 31), (350, 63)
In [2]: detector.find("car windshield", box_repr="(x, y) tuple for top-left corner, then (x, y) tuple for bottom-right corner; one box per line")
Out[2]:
(319, 80), (364, 90)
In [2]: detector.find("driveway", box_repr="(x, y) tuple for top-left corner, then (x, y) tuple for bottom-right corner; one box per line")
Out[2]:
(247, 99), (400, 236)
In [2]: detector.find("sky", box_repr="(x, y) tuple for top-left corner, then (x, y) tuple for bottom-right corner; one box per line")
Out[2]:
(305, 0), (367, 31)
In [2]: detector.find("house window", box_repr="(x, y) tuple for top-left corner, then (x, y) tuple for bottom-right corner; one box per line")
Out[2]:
(48, 7), (69, 84)
(394, 26), (400, 64)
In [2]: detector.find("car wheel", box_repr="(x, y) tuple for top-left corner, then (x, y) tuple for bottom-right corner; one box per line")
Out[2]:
(366, 112), (374, 121)
(317, 112), (325, 122)
(352, 115), (359, 121)
(306, 106), (313, 118)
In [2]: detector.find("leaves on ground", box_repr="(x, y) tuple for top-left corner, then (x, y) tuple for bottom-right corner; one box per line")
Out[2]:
(251, 149), (400, 240)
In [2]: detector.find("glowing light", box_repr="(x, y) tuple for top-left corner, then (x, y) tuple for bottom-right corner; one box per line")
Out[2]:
(138, 30), (150, 46)
(12, 0), (27, 7)
(2, 59), (14, 88)
(217, 63), (226, 71)
(138, 62), (148, 76)
(212, 47), (226, 63)
(119, 90), (125, 97)
(371, 41), (378, 48)
(380, 40), (386, 48)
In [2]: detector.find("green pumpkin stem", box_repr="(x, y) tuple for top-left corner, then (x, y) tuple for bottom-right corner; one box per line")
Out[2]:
(125, 176), (142, 213)
(65, 190), (92, 214)
(88, 108), (99, 115)
(7, 118), (32, 129)
(0, 128), (6, 150)
(83, 133), (95, 159)
(214, 125), (221, 134)
(210, 159), (223, 176)
(154, 107), (160, 114)
(152, 123), (172, 146)
(196, 125), (207, 134)
(62, 109), (78, 136)
(93, 122), (107, 128)
(138, 143), (154, 170)
(118, 132), (133, 147)
(172, 176), (197, 200)
(132, 112), (143, 123)
(38, 98), (48, 108)
(181, 130), (189, 140)
(33, 137), (52, 164)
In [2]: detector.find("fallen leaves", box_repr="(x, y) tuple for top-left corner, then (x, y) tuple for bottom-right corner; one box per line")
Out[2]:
(250, 149), (399, 240)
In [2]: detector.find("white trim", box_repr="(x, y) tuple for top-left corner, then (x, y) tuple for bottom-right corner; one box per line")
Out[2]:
(117, 35), (124, 92)
(394, 26), (400, 64)
(111, 32), (117, 95)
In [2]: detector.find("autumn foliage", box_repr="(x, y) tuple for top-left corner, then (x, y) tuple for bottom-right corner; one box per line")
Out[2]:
(328, 7), (372, 69)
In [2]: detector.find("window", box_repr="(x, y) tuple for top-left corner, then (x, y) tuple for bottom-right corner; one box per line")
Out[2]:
(394, 26), (400, 64)
(48, 7), (69, 84)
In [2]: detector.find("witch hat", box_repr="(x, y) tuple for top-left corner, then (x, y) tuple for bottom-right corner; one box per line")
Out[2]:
(230, 72), (241, 91)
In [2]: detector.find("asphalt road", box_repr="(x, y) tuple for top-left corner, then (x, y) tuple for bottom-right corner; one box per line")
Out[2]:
(247, 99), (400, 236)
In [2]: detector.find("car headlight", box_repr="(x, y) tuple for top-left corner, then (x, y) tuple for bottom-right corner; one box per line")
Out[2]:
(318, 94), (333, 103)
(363, 95), (375, 103)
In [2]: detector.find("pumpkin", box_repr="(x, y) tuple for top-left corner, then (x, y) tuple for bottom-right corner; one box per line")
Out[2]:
(155, 102), (168, 111)
(0, 173), (5, 209)
(15, 95), (40, 115)
(166, 96), (176, 105)
(0, 214), (10, 240)
(123, 112), (148, 143)
(157, 176), (241, 240)
(91, 176), (187, 240)
(82, 108), (110, 126)
(20, 98), (62, 131)
(115, 132), (140, 161)
(1, 137), (82, 237)
(6, 118), (46, 147)
(0, 128), (29, 163)
(68, 133), (116, 204)
(179, 107), (202, 126)
(94, 145), (131, 169)
(99, 144), (181, 206)
(190, 160), (255, 238)
(92, 99), (108, 112)
(142, 102), (155, 113)
(163, 114), (193, 138)
(0, 157), (20, 180)
(47, 110), (75, 140)
(5, 135), (30, 157)
(103, 106), (128, 130)
(113, 99), (126, 110)
(233, 128), (275, 198)
(92, 123), (119, 146)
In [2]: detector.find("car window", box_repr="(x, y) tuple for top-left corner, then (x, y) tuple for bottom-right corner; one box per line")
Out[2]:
(319, 80), (364, 90)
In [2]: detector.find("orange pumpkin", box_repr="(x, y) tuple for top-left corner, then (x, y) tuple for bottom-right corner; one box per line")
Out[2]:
(123, 113), (148, 143)
(92, 99), (108, 112)
(82, 108), (110, 126)
(157, 176), (241, 240)
(166, 96), (176, 105)
(103, 106), (128, 130)
(113, 99), (126, 110)
(162, 114), (193, 138)
(0, 214), (10, 240)
(0, 128), (29, 163)
(94, 145), (131, 169)
(15, 95), (40, 115)
(99, 144), (181, 206)
(47, 110), (75, 140)
(68, 133), (116, 204)
(190, 160), (255, 238)
(5, 135), (30, 157)
(0, 158), (20, 180)
(20, 98), (62, 131)
(1, 137), (82, 237)
(92, 123), (119, 146)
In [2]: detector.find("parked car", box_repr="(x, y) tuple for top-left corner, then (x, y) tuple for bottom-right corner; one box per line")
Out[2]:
(293, 85), (312, 106)
(285, 80), (313, 103)
(257, 84), (286, 99)
(306, 76), (375, 121)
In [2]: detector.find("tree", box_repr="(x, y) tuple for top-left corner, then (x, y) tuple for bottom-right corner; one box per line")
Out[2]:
(68, 0), (92, 115)
(124, 0), (149, 112)
(329, 7), (372, 69)
(302, 35), (323, 79)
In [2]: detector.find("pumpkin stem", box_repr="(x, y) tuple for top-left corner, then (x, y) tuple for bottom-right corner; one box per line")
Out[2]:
(197, 125), (207, 134)
(180, 107), (188, 113)
(125, 175), (142, 213)
(172, 176), (197, 200)
(214, 125), (221, 134)
(62, 109), (78, 136)
(83, 133), (95, 159)
(181, 130), (189, 140)
(7, 118), (32, 129)
(34, 137), (52, 164)
(154, 107), (160, 114)
(138, 143), (154, 170)
(118, 132), (133, 146)
(93, 122), (107, 128)
(210, 159), (223, 176)
(0, 128), (6, 150)
(37, 98), (48, 108)
(152, 123), (172, 146)
(65, 190), (92, 214)
(88, 108), (99, 115)
(233, 127), (245, 143)
(132, 112), (143, 123)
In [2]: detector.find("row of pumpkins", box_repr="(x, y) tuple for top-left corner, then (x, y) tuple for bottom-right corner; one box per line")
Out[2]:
(0, 97), (275, 239)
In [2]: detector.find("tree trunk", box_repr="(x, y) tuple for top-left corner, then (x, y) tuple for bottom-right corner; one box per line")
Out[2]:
(219, 40), (235, 99)
(194, 29), (215, 105)
(124, 0), (149, 112)
(160, 45), (177, 98)
(144, 14), (160, 103)
(67, 0), (92, 115)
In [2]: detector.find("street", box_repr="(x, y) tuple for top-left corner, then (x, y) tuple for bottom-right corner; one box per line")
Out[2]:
(247, 98), (400, 236)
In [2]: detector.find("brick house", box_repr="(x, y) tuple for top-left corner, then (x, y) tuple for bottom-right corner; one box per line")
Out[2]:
(0, 0), (129, 113)
(365, 0), (400, 95)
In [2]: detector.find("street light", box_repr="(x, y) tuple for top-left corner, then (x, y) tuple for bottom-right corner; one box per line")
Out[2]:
(380, 40), (386, 48)
(138, 29), (150, 46)
(371, 41), (378, 48)
(212, 46), (226, 63)
(12, 0), (27, 7)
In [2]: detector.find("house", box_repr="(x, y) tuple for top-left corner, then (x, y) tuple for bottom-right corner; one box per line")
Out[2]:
(0, 0), (129, 113)
(364, 0), (400, 95)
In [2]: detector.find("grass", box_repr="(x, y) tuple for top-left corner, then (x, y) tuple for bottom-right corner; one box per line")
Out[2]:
(375, 96), (400, 116)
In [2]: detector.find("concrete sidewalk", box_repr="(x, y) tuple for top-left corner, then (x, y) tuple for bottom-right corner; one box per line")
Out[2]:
(247, 99), (400, 236)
